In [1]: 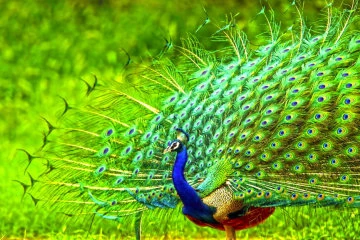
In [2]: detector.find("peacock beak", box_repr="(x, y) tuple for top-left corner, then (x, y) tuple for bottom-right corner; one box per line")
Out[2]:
(163, 146), (172, 154)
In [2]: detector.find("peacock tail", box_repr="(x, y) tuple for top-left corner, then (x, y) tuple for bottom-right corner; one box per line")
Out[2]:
(22, 0), (360, 235)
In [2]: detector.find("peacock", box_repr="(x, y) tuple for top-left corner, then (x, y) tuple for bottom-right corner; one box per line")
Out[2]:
(20, 1), (360, 240)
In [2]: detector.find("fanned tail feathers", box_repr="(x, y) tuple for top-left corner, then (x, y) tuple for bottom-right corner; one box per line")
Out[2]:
(22, 2), (360, 226)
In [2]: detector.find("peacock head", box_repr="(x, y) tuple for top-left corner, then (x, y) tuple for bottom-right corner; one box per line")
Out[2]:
(163, 128), (189, 153)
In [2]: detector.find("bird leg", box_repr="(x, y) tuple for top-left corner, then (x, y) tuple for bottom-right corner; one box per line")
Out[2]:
(224, 225), (236, 240)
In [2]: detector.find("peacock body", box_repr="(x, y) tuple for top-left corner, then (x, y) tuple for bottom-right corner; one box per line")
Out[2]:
(22, 2), (360, 239)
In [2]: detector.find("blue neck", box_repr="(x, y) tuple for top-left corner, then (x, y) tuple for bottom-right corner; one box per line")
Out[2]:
(172, 145), (217, 223)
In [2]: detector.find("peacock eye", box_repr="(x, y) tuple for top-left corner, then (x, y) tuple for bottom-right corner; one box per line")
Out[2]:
(170, 141), (180, 150)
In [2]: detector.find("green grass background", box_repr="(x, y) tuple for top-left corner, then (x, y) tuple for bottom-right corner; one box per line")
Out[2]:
(1, 0), (359, 239)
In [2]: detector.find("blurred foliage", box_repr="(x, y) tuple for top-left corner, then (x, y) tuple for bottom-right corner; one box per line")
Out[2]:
(0, 0), (358, 239)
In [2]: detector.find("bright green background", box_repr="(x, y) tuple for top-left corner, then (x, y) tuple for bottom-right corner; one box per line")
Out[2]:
(1, 0), (359, 239)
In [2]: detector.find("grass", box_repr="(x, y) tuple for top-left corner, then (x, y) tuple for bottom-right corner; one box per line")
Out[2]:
(1, 0), (359, 239)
